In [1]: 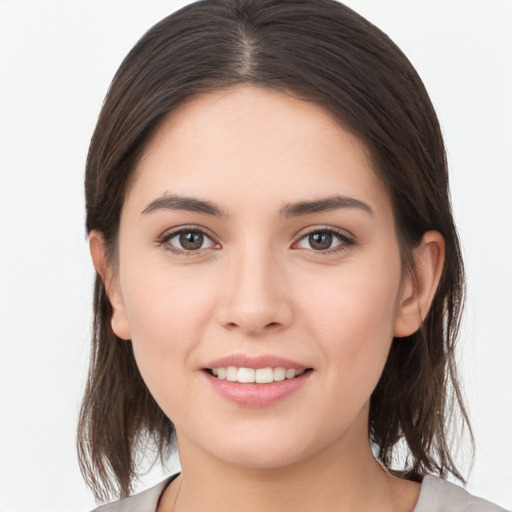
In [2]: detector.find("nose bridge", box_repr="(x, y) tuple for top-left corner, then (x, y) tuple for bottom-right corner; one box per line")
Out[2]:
(217, 237), (292, 334)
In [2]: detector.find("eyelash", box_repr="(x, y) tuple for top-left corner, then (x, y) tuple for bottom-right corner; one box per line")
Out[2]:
(156, 226), (355, 256)
(156, 226), (219, 256)
(293, 227), (355, 254)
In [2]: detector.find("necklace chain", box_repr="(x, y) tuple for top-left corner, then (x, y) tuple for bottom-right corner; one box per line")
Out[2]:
(171, 476), (182, 512)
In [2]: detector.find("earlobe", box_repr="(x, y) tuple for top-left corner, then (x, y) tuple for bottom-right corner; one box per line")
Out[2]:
(88, 231), (132, 341)
(394, 231), (445, 338)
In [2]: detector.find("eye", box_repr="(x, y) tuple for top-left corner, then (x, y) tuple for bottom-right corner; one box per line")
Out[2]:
(295, 229), (352, 252)
(161, 228), (216, 253)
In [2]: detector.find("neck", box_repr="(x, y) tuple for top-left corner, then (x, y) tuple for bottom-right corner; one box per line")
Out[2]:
(160, 414), (420, 512)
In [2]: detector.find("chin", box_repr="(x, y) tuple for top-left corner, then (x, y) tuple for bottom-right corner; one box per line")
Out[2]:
(196, 425), (334, 471)
(213, 445), (306, 470)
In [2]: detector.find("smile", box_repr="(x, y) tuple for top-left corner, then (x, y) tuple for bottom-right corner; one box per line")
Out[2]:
(209, 366), (306, 384)
(204, 368), (313, 407)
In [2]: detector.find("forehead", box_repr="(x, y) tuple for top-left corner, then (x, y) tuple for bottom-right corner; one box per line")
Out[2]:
(128, 85), (391, 220)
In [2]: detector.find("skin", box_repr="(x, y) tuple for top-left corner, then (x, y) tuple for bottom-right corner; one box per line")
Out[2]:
(90, 86), (445, 512)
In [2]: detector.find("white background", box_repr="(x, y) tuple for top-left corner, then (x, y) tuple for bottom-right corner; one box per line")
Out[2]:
(0, 1), (511, 511)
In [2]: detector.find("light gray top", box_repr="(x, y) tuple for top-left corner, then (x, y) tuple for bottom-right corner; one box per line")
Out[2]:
(91, 474), (507, 512)
(413, 476), (506, 511)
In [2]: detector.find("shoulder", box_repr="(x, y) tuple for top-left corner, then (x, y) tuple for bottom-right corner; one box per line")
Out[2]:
(414, 475), (507, 512)
(89, 476), (175, 512)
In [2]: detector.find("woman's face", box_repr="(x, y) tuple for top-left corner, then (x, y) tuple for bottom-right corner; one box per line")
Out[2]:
(104, 86), (415, 469)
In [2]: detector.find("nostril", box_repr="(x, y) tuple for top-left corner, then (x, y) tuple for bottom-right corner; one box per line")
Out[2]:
(223, 321), (281, 331)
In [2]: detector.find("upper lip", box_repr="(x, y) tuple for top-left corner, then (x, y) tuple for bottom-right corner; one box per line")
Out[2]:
(204, 354), (310, 370)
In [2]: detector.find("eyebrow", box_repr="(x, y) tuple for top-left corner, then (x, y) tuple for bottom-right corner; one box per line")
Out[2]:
(141, 194), (225, 217)
(280, 195), (374, 217)
(141, 193), (373, 218)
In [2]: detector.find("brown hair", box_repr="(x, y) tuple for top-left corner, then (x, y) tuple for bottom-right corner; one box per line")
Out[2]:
(79, 0), (471, 501)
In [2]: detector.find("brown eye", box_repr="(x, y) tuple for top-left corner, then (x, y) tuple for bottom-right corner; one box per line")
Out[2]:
(180, 231), (204, 250)
(296, 229), (352, 252)
(165, 229), (215, 252)
(308, 232), (333, 250)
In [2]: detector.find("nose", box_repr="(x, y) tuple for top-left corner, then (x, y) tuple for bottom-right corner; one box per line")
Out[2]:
(215, 245), (293, 336)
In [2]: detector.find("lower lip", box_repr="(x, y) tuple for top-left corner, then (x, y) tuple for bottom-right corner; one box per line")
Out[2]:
(204, 370), (312, 407)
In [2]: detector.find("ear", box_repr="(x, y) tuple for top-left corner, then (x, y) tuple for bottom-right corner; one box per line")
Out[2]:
(89, 230), (132, 340)
(394, 231), (445, 337)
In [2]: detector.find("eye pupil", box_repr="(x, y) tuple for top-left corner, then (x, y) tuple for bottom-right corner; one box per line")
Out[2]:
(180, 231), (204, 250)
(309, 232), (332, 250)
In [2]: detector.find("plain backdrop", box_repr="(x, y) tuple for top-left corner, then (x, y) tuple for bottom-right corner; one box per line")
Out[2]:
(0, 1), (511, 511)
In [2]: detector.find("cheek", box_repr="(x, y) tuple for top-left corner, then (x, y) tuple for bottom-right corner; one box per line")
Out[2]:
(119, 263), (223, 419)
(119, 262), (218, 369)
(302, 264), (400, 333)
(296, 260), (402, 383)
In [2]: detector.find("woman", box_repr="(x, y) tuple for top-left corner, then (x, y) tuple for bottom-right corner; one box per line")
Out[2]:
(78, 1), (506, 510)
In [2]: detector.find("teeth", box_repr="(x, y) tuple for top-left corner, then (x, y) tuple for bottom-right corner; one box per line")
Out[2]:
(285, 368), (296, 379)
(273, 367), (286, 382)
(211, 366), (305, 384)
(226, 366), (238, 381)
(255, 367), (273, 384)
(238, 367), (255, 383)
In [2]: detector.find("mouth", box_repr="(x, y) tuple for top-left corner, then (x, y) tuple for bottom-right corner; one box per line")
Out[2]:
(204, 366), (313, 384)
